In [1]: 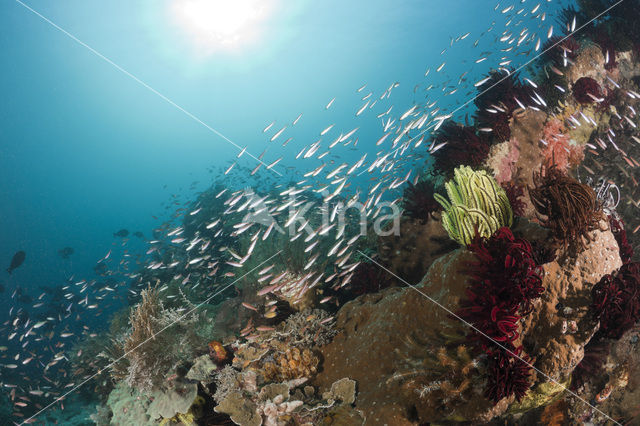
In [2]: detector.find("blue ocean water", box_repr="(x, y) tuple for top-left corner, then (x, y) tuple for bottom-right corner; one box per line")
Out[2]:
(0, 0), (573, 423)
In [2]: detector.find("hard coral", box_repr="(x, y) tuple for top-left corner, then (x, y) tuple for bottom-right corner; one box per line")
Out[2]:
(591, 262), (640, 339)
(572, 76), (604, 104)
(435, 166), (513, 246)
(541, 118), (584, 173)
(529, 165), (603, 250)
(261, 347), (319, 382)
(431, 121), (490, 177)
(401, 179), (440, 221)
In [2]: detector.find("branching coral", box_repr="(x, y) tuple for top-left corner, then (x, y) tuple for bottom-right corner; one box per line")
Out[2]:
(529, 165), (603, 250)
(401, 179), (441, 221)
(431, 121), (491, 176)
(117, 285), (212, 393)
(591, 262), (640, 339)
(280, 309), (337, 347)
(541, 118), (584, 173)
(434, 166), (513, 246)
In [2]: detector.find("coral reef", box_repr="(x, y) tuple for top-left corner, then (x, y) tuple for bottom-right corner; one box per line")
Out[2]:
(262, 347), (319, 382)
(313, 217), (621, 423)
(69, 2), (640, 425)
(435, 166), (513, 246)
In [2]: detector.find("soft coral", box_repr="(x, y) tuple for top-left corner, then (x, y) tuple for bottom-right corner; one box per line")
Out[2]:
(541, 118), (584, 172)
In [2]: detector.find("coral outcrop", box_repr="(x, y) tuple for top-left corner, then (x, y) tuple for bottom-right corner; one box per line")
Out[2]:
(313, 218), (622, 424)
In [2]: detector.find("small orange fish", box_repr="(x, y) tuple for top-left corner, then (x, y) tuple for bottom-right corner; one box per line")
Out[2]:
(208, 341), (228, 363)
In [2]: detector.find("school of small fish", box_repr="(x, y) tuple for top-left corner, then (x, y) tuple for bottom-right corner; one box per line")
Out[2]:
(4, 1), (640, 423)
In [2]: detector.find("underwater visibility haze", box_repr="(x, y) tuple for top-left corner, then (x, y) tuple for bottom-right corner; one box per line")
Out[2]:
(3, 0), (640, 424)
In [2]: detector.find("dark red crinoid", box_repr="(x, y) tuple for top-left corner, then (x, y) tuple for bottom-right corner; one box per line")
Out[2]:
(431, 121), (490, 176)
(609, 215), (634, 264)
(594, 28), (618, 70)
(573, 77), (604, 104)
(542, 35), (580, 65)
(485, 346), (532, 403)
(402, 179), (440, 221)
(473, 70), (533, 142)
(571, 339), (610, 389)
(458, 228), (543, 403)
(460, 228), (544, 349)
(591, 262), (640, 339)
(501, 182), (527, 217)
(348, 261), (393, 296)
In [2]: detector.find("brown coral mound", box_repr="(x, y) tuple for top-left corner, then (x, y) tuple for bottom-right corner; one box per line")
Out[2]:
(262, 347), (319, 382)
(529, 165), (603, 250)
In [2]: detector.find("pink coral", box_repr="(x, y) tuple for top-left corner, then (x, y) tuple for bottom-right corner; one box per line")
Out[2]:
(495, 137), (520, 184)
(540, 118), (584, 172)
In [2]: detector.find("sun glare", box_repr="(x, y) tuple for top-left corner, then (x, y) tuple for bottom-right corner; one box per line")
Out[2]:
(170, 0), (276, 53)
